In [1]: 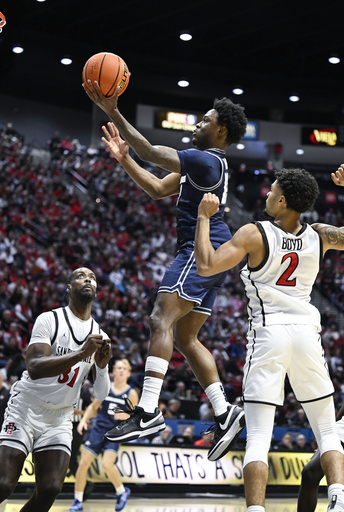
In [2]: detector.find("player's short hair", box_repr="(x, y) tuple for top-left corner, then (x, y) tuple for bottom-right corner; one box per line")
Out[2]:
(113, 358), (132, 372)
(67, 271), (74, 285)
(275, 168), (320, 213)
(213, 97), (247, 144)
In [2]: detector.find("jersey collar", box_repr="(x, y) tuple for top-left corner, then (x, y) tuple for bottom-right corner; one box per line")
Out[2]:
(206, 147), (226, 154)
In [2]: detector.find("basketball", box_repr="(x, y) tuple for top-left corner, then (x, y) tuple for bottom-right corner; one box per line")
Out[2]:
(82, 52), (130, 97)
(0, 12), (6, 30)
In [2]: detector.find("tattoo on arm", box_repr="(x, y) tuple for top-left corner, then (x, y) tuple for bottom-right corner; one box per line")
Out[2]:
(324, 226), (344, 245)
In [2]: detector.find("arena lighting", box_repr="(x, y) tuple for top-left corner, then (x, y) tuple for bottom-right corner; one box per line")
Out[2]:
(236, 143), (245, 150)
(328, 54), (340, 64)
(232, 88), (244, 95)
(179, 32), (192, 41)
(296, 148), (304, 155)
(289, 95), (300, 102)
(181, 136), (191, 143)
(12, 46), (24, 54)
(178, 79), (189, 88)
(61, 57), (72, 65)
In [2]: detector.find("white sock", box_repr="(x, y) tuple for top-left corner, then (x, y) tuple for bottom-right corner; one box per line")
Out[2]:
(328, 484), (344, 511)
(139, 376), (164, 413)
(75, 491), (83, 502)
(116, 484), (125, 495)
(138, 356), (169, 413)
(247, 507), (265, 512)
(205, 382), (229, 417)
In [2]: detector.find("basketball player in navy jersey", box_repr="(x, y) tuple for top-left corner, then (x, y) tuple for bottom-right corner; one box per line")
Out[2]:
(84, 81), (247, 461)
(194, 166), (344, 512)
(0, 267), (111, 512)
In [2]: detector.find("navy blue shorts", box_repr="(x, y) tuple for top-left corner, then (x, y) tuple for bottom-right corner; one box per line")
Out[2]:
(82, 421), (119, 457)
(158, 242), (227, 316)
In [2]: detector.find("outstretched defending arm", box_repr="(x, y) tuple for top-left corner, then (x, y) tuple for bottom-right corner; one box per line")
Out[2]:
(194, 193), (262, 276)
(312, 163), (344, 255)
(331, 163), (344, 187)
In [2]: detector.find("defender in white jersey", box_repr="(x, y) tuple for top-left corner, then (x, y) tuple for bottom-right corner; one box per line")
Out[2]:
(194, 165), (344, 512)
(0, 267), (111, 512)
(240, 220), (322, 330)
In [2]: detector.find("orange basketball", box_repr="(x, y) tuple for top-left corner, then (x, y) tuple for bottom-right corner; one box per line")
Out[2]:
(0, 12), (6, 29)
(82, 52), (130, 97)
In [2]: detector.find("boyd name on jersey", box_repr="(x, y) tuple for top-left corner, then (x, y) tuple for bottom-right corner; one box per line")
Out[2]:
(240, 221), (322, 330)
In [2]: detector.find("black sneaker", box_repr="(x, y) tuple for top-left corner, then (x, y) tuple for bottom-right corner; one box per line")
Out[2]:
(104, 406), (166, 442)
(207, 405), (245, 461)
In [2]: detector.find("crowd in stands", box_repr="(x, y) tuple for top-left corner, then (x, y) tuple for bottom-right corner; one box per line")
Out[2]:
(0, 124), (344, 447)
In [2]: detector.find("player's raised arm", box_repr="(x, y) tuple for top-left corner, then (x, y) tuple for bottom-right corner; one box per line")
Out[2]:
(84, 81), (180, 173)
(331, 163), (344, 186)
(311, 223), (344, 254)
(312, 163), (344, 254)
(102, 123), (180, 199)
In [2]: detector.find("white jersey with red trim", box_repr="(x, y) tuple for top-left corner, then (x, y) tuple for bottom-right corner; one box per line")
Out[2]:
(240, 221), (322, 330)
(16, 306), (108, 409)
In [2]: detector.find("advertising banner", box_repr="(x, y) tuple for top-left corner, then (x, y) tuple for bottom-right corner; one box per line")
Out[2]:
(18, 445), (324, 486)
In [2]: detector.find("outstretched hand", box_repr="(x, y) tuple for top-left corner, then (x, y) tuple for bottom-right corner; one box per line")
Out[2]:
(331, 164), (344, 186)
(102, 122), (129, 162)
(198, 193), (220, 218)
(82, 80), (120, 115)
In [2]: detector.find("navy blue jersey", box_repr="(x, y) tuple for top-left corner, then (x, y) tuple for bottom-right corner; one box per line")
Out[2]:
(94, 384), (132, 431)
(176, 148), (232, 248)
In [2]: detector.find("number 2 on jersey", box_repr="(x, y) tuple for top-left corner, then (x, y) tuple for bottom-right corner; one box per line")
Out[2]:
(58, 366), (80, 387)
(276, 252), (298, 286)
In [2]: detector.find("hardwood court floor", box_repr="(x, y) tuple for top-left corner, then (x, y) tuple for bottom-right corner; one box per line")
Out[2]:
(0, 496), (330, 512)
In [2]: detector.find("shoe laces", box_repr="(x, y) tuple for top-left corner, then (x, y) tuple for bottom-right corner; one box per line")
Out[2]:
(200, 422), (216, 436)
(200, 411), (227, 435)
(114, 394), (135, 415)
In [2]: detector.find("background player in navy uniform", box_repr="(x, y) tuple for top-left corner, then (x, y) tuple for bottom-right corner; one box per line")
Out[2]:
(0, 267), (111, 512)
(84, 81), (247, 462)
(70, 359), (138, 512)
(194, 166), (344, 512)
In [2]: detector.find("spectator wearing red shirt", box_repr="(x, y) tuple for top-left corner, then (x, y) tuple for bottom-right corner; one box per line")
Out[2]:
(194, 431), (214, 447)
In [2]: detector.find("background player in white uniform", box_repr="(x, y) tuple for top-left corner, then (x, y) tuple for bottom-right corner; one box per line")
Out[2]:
(297, 403), (344, 512)
(70, 359), (138, 512)
(83, 82), (247, 462)
(0, 267), (111, 512)
(194, 165), (344, 512)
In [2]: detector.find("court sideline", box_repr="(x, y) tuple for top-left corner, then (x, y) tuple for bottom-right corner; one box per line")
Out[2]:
(0, 496), (329, 512)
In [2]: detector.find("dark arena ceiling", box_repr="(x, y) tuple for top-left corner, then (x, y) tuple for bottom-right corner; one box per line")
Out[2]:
(1, 0), (344, 125)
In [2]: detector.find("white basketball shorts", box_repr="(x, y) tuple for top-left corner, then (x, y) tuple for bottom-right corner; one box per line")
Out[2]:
(337, 416), (344, 444)
(242, 324), (334, 406)
(0, 385), (73, 456)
